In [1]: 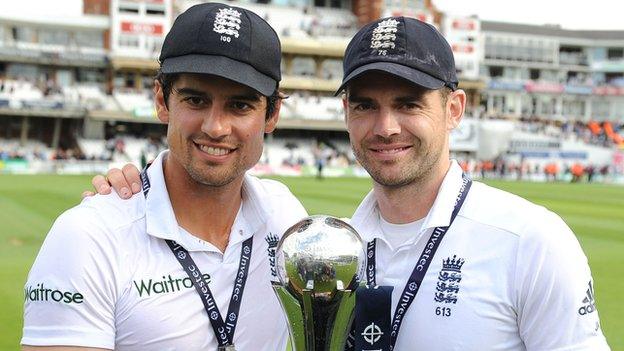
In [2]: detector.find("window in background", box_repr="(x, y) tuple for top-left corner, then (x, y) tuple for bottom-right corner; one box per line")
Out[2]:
(607, 47), (623, 60)
(142, 74), (154, 90)
(489, 66), (503, 78)
(119, 2), (140, 14)
(39, 29), (70, 46)
(530, 69), (540, 80)
(591, 99), (610, 119)
(6, 63), (39, 81)
(145, 4), (166, 16)
(321, 59), (341, 80)
(119, 35), (140, 48)
(13, 26), (36, 43)
(146, 37), (163, 55)
(77, 68), (105, 83)
(292, 57), (315, 77)
(75, 31), (104, 48)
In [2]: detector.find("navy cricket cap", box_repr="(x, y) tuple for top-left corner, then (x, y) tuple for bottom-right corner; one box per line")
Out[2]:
(159, 3), (281, 96)
(336, 17), (458, 95)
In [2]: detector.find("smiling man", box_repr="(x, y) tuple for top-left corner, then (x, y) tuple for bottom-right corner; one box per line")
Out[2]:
(80, 14), (610, 351)
(22, 3), (306, 350)
(339, 17), (610, 350)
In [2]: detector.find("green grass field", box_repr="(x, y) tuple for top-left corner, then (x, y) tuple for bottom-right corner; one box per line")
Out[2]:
(1, 174), (623, 350)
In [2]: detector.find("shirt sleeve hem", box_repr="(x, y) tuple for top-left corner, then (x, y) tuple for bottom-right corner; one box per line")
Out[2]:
(21, 330), (114, 349)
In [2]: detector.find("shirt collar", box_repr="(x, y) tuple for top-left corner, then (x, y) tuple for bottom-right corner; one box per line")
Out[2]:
(350, 160), (465, 242)
(421, 160), (465, 230)
(144, 150), (270, 251)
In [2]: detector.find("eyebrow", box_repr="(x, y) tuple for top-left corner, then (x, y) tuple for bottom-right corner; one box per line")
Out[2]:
(347, 95), (373, 103)
(394, 95), (422, 104)
(347, 95), (422, 104)
(174, 87), (262, 102)
(174, 87), (207, 98)
(230, 93), (262, 102)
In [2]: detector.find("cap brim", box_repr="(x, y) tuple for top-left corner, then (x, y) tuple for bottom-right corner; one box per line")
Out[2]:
(161, 54), (277, 96)
(334, 62), (446, 96)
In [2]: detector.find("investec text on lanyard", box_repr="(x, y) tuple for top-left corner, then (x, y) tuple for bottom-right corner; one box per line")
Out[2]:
(140, 169), (251, 351)
(367, 174), (472, 350)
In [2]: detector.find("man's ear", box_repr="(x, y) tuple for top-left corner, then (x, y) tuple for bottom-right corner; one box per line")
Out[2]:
(264, 98), (281, 133)
(154, 80), (169, 124)
(447, 89), (466, 130)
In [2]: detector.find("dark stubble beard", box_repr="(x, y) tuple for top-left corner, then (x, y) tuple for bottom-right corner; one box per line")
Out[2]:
(181, 141), (249, 188)
(351, 138), (441, 189)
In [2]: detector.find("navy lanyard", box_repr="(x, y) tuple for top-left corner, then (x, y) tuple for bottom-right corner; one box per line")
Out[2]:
(366, 175), (472, 350)
(140, 169), (252, 348)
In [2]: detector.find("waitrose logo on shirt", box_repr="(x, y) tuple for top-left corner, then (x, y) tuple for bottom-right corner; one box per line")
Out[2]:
(133, 273), (211, 297)
(24, 283), (84, 304)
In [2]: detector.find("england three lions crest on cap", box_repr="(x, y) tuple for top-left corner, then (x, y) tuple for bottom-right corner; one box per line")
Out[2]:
(370, 18), (399, 55)
(434, 255), (465, 304)
(213, 8), (242, 39)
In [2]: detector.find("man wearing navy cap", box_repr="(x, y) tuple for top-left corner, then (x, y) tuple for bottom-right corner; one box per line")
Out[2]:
(85, 14), (610, 351)
(22, 3), (306, 350)
(339, 17), (610, 351)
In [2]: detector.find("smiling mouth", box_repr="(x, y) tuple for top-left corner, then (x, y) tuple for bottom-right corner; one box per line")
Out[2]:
(195, 143), (235, 156)
(370, 146), (411, 153)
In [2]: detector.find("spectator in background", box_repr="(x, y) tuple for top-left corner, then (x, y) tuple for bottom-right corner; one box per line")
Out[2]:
(571, 162), (585, 183)
(586, 164), (596, 183)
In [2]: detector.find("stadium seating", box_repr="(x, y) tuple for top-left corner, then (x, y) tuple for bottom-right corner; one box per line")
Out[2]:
(230, 3), (357, 39)
(113, 90), (154, 112)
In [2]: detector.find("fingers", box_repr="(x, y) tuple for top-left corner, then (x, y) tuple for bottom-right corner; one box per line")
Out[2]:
(82, 190), (96, 198)
(91, 174), (111, 195)
(107, 168), (132, 199)
(90, 164), (142, 200)
(121, 163), (143, 195)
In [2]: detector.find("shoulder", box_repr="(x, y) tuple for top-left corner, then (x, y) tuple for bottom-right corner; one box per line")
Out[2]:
(461, 181), (569, 241)
(462, 181), (586, 272)
(244, 175), (308, 233)
(45, 192), (145, 248)
(246, 175), (306, 212)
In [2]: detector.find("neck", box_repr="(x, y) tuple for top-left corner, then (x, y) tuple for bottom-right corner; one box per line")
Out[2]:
(375, 159), (451, 224)
(163, 154), (243, 252)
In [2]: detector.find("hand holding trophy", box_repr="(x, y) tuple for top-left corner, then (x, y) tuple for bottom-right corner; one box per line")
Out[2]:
(272, 215), (365, 351)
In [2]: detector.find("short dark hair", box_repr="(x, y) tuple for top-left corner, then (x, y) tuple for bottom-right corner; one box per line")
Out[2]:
(439, 86), (453, 108)
(155, 70), (281, 120)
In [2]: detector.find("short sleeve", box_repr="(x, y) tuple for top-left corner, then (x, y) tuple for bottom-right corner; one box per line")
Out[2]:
(22, 206), (119, 349)
(263, 179), (308, 236)
(515, 210), (610, 350)
(275, 195), (308, 235)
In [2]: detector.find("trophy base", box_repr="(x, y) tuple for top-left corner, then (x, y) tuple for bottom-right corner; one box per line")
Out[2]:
(272, 282), (360, 351)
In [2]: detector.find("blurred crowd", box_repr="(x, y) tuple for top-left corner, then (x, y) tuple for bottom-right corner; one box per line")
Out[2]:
(459, 158), (615, 183)
(519, 117), (624, 147)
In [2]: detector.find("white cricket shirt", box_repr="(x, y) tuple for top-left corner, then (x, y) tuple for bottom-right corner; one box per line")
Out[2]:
(22, 151), (308, 350)
(350, 160), (610, 350)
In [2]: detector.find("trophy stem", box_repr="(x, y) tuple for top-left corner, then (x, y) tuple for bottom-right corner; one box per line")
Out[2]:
(301, 289), (316, 350)
(328, 287), (358, 351)
(273, 283), (307, 351)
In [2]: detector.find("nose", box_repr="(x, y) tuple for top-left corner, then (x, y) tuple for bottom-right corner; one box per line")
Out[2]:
(373, 108), (401, 138)
(201, 106), (231, 139)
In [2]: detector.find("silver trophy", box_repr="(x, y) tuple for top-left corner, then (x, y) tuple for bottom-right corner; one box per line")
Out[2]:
(273, 215), (365, 351)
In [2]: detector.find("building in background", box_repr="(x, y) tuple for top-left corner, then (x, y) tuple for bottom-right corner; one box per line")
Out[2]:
(481, 21), (624, 122)
(0, 0), (622, 179)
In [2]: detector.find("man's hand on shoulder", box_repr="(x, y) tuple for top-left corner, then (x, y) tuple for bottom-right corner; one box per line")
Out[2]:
(82, 164), (142, 199)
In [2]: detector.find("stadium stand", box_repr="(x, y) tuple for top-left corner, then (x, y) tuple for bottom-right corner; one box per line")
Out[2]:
(0, 0), (622, 184)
